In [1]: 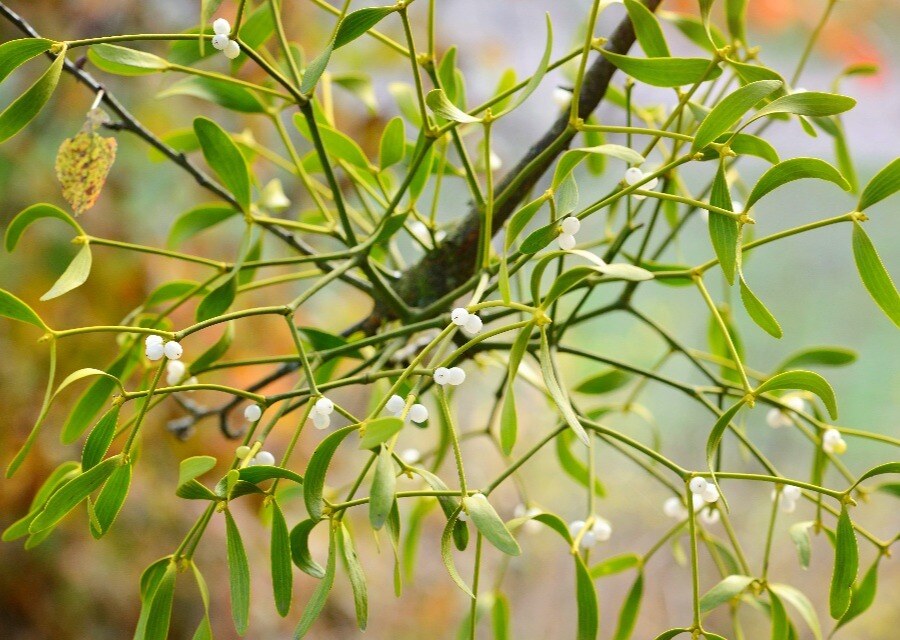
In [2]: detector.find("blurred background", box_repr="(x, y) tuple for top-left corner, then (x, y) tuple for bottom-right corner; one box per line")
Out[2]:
(1, 0), (898, 638)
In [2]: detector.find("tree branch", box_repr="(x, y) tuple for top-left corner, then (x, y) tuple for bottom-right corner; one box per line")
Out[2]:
(359, 0), (662, 333)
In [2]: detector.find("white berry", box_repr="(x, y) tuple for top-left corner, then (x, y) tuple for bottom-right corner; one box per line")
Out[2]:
(223, 39), (241, 59)
(592, 518), (612, 542)
(163, 341), (183, 360)
(386, 394), (406, 415)
(447, 367), (466, 386)
(166, 360), (186, 386)
(457, 511), (468, 522)
(732, 200), (744, 213)
(784, 396), (806, 413)
(700, 508), (720, 525)
(558, 232), (577, 250)
(312, 411), (330, 430)
(185, 376), (198, 392)
(409, 403), (429, 424)
(145, 334), (164, 347)
(561, 216), (581, 235)
(689, 477), (708, 495)
(450, 307), (470, 326)
(244, 404), (262, 422)
(212, 18), (231, 35)
(663, 497), (687, 519)
(145, 342), (165, 361)
(314, 397), (334, 415)
(254, 450), (275, 466)
(766, 407), (791, 429)
(400, 448), (421, 464)
(783, 485), (801, 502)
(553, 87), (571, 107)
(211, 34), (230, 51)
(434, 367), (451, 386)
(623, 167), (644, 186)
(236, 445), (251, 459)
(462, 314), (483, 336)
(702, 483), (720, 504)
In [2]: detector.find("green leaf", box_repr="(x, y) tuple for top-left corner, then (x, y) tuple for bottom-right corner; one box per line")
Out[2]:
(379, 116), (406, 169)
(692, 79), (782, 150)
(190, 322), (235, 373)
(191, 563), (213, 640)
(705, 400), (746, 484)
(789, 521), (815, 569)
(39, 243), (92, 301)
(88, 44), (169, 75)
(195, 276), (236, 322)
(237, 464), (303, 486)
(143, 563), (177, 640)
(875, 482), (900, 498)
(652, 630), (689, 640)
(2, 461), (80, 541)
(836, 556), (879, 630)
(557, 429), (606, 498)
(745, 157), (849, 210)
(739, 274), (783, 338)
(425, 88), (481, 123)
(774, 347), (856, 372)
(700, 574), (756, 612)
(492, 591), (511, 640)
(755, 370), (838, 419)
(728, 133), (780, 164)
(0, 39), (54, 84)
(158, 76), (265, 113)
(270, 500), (292, 617)
(0, 47), (65, 143)
(290, 519), (326, 578)
(225, 509), (251, 634)
(293, 523), (337, 638)
(590, 553), (641, 579)
(553, 145), (644, 188)
(519, 220), (558, 254)
(661, 11), (726, 52)
(599, 49), (722, 87)
(81, 406), (119, 471)
(846, 462), (900, 493)
(539, 327), (588, 445)
(369, 446), (396, 530)
(725, 0), (747, 43)
(441, 508), (474, 596)
(358, 416), (404, 450)
(770, 583), (822, 640)
(193, 116), (251, 211)
(506, 193), (550, 249)
(178, 455), (217, 488)
(829, 505), (859, 619)
(858, 158), (900, 211)
(334, 6), (396, 49)
(464, 493), (521, 556)
(0, 288), (47, 330)
(333, 72), (378, 113)
(768, 587), (791, 640)
(851, 222), (900, 327)
(612, 571), (644, 640)
(496, 13), (553, 116)
(29, 456), (120, 533)
(709, 161), (739, 284)
(89, 461), (131, 537)
(625, 0), (669, 57)
(747, 91), (856, 125)
(305, 425), (357, 520)
(5, 203), (82, 251)
(62, 350), (133, 444)
(499, 324), (531, 455)
(337, 522), (368, 630)
(575, 368), (632, 394)
(294, 114), (370, 169)
(300, 44), (333, 94)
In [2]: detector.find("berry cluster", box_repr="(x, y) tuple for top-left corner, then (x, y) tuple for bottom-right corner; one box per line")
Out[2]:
(210, 18), (241, 60)
(773, 484), (802, 513)
(623, 166), (659, 201)
(688, 477), (720, 504)
(766, 395), (806, 428)
(236, 444), (275, 466)
(386, 394), (429, 423)
(557, 216), (581, 251)
(145, 335), (183, 361)
(433, 366), (466, 387)
(822, 428), (847, 455)
(310, 397), (334, 430)
(568, 517), (613, 549)
(450, 307), (483, 336)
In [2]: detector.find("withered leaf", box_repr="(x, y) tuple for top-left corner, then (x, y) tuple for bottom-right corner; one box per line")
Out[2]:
(55, 111), (117, 216)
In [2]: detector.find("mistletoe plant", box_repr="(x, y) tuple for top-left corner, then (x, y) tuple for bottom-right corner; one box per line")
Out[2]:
(1, 0), (898, 638)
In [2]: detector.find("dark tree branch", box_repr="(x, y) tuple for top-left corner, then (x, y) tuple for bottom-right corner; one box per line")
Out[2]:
(359, 0), (662, 333)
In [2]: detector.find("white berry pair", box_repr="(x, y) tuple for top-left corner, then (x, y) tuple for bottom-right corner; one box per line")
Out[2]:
(557, 216), (581, 251)
(236, 444), (275, 466)
(568, 517), (612, 549)
(433, 366), (466, 387)
(211, 18), (241, 59)
(145, 335), (183, 361)
(386, 394), (429, 424)
(309, 396), (335, 430)
(623, 166), (659, 201)
(773, 484), (802, 513)
(450, 307), (483, 336)
(689, 477), (720, 504)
